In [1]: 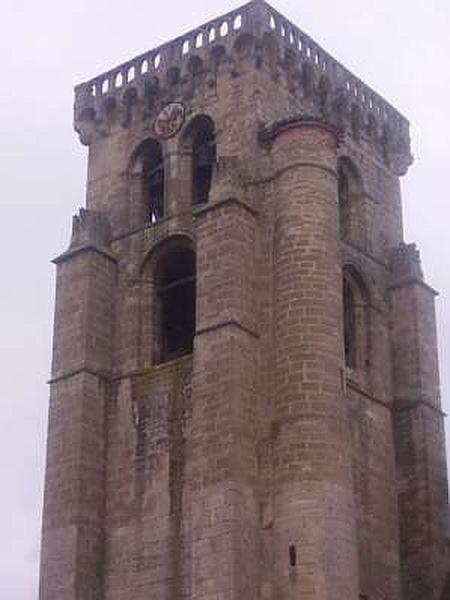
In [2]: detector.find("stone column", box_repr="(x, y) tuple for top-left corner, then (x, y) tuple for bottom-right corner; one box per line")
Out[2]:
(39, 210), (117, 600)
(390, 243), (449, 600)
(164, 136), (193, 221)
(270, 119), (359, 600)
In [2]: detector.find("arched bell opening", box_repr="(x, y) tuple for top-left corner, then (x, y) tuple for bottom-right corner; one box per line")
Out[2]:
(181, 115), (217, 206)
(342, 265), (370, 373)
(152, 237), (197, 364)
(130, 138), (165, 224)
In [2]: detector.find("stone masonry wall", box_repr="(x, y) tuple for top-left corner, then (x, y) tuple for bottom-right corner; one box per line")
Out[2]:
(40, 3), (449, 599)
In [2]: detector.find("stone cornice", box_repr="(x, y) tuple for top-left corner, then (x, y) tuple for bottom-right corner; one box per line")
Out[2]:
(73, 0), (412, 175)
(53, 243), (117, 265)
(388, 276), (439, 297)
(259, 115), (340, 144)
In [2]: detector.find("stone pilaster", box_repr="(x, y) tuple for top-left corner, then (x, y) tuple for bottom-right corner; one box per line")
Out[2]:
(390, 243), (449, 600)
(187, 159), (261, 600)
(39, 210), (117, 600)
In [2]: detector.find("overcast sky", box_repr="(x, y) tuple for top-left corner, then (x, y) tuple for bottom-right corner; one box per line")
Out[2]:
(1, 0), (449, 597)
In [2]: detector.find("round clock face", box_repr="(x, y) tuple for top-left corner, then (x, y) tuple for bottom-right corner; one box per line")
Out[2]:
(154, 102), (185, 139)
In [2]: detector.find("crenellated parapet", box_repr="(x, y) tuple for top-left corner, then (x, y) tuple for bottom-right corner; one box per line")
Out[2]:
(391, 242), (424, 281)
(73, 0), (412, 174)
(54, 208), (114, 264)
(70, 209), (111, 248)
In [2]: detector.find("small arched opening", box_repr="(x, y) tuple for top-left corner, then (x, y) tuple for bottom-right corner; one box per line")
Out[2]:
(131, 139), (165, 223)
(182, 115), (217, 205)
(343, 265), (370, 372)
(153, 238), (196, 363)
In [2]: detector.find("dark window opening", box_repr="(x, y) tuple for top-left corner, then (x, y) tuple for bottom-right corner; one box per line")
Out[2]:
(338, 165), (350, 239)
(156, 245), (196, 363)
(192, 124), (216, 205)
(343, 278), (356, 368)
(142, 141), (165, 223)
(289, 545), (297, 567)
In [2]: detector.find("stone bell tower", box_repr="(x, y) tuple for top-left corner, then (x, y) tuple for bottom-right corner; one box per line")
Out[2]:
(39, 1), (450, 599)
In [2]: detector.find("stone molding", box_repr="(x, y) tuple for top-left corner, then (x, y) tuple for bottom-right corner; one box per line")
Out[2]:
(73, 0), (412, 175)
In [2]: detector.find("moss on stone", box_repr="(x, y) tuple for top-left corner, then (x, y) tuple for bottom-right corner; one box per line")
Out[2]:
(136, 355), (193, 394)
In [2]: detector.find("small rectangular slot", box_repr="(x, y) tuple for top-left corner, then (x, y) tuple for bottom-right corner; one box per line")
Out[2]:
(289, 544), (297, 567)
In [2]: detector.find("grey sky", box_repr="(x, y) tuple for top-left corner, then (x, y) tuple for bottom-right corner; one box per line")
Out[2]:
(1, 0), (449, 597)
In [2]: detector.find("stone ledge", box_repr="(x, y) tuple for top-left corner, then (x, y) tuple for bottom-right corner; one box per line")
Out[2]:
(53, 243), (117, 265)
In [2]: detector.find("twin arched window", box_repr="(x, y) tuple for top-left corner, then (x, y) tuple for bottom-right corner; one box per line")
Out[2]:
(131, 116), (216, 225)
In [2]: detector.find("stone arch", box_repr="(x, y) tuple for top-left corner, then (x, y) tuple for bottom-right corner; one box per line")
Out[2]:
(166, 66), (181, 86)
(121, 85), (138, 105)
(342, 264), (371, 372)
(79, 106), (96, 122)
(187, 55), (204, 76)
(101, 96), (117, 119)
(180, 114), (217, 205)
(233, 32), (255, 55)
(129, 138), (165, 224)
(139, 231), (196, 275)
(141, 235), (196, 364)
(210, 44), (227, 64)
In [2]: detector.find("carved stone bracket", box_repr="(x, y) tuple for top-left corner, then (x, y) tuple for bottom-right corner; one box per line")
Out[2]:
(72, 1), (413, 176)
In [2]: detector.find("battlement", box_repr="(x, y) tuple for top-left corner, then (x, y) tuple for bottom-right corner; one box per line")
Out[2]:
(74, 0), (412, 173)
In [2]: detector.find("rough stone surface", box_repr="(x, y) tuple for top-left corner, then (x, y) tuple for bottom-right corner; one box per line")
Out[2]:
(40, 2), (449, 599)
